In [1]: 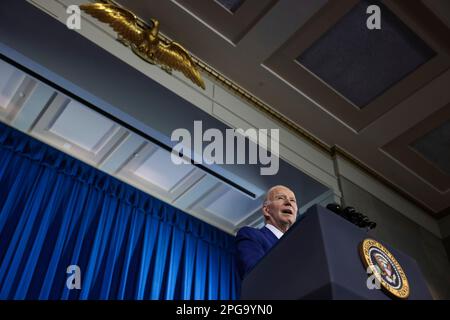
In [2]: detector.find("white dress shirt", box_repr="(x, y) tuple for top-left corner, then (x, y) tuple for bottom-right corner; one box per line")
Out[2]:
(265, 223), (284, 239)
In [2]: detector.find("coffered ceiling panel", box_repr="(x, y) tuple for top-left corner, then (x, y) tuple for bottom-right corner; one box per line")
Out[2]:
(412, 120), (450, 176)
(175, 0), (277, 44)
(265, 0), (450, 131)
(49, 100), (119, 153)
(296, 0), (435, 108)
(382, 104), (450, 195)
(133, 148), (198, 192)
(32, 94), (128, 166)
(190, 183), (262, 227)
(215, 0), (245, 13)
(0, 60), (26, 109)
(0, 59), (35, 122)
(116, 142), (205, 202)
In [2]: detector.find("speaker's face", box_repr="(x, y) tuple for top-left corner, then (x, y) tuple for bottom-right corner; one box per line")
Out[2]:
(263, 186), (298, 232)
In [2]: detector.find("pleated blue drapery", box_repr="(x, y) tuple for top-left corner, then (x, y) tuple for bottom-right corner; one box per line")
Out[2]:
(0, 122), (238, 299)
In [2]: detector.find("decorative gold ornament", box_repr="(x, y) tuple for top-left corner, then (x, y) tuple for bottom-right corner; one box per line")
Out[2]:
(80, 3), (205, 90)
(359, 238), (410, 299)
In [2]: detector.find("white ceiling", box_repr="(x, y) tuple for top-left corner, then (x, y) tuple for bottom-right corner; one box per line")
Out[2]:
(0, 63), (24, 109)
(134, 149), (196, 192)
(49, 100), (119, 153)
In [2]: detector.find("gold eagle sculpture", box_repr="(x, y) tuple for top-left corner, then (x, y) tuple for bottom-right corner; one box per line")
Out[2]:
(80, 3), (205, 89)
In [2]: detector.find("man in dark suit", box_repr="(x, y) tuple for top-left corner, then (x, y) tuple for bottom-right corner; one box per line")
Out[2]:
(235, 185), (298, 280)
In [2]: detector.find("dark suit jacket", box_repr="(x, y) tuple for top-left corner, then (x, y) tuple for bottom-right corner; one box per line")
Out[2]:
(235, 226), (279, 280)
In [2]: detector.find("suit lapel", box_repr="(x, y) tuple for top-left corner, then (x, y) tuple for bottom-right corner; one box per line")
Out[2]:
(260, 226), (279, 246)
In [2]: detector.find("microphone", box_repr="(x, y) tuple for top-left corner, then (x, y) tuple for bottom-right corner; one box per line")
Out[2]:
(326, 203), (376, 230)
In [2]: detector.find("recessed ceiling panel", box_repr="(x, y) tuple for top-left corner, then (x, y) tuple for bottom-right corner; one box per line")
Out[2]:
(0, 60), (36, 124)
(215, 0), (245, 13)
(191, 183), (262, 226)
(411, 120), (450, 176)
(265, 0), (450, 131)
(205, 186), (261, 223)
(175, 0), (277, 43)
(31, 94), (127, 165)
(0, 60), (25, 109)
(382, 104), (450, 193)
(49, 100), (117, 153)
(296, 0), (435, 108)
(118, 142), (205, 203)
(134, 148), (195, 191)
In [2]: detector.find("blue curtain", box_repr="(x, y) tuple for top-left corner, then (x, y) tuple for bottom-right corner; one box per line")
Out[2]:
(0, 122), (239, 300)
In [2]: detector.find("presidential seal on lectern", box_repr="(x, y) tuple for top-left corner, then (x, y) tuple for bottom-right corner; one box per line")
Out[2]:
(360, 238), (410, 299)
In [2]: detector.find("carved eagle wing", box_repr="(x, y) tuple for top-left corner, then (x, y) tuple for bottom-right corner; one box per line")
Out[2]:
(155, 41), (206, 89)
(80, 3), (205, 90)
(79, 3), (145, 45)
